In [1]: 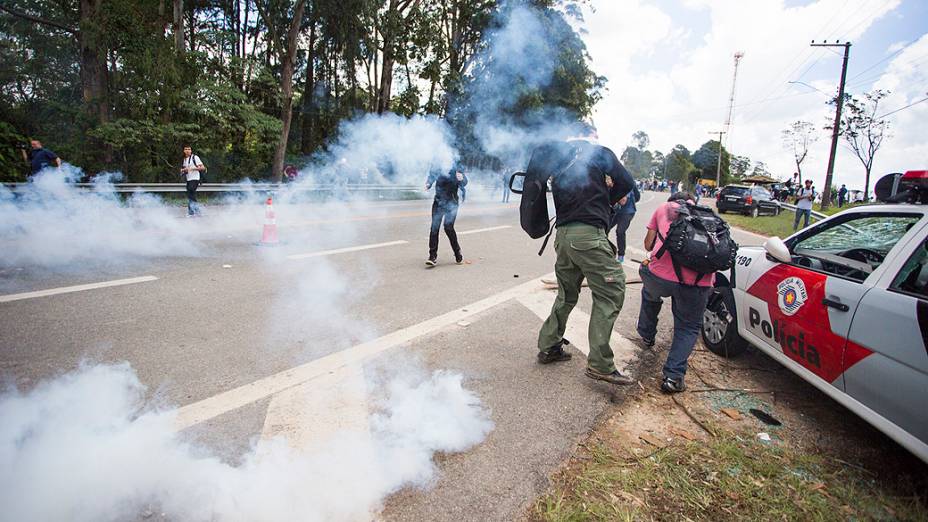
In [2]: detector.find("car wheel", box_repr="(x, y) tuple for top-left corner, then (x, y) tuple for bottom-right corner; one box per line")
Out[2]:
(751, 206), (759, 218)
(702, 286), (748, 357)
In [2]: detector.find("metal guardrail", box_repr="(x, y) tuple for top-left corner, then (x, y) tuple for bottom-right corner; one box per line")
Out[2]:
(2, 182), (421, 194)
(779, 201), (828, 220)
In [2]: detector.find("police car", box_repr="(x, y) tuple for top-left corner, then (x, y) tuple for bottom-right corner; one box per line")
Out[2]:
(701, 170), (928, 463)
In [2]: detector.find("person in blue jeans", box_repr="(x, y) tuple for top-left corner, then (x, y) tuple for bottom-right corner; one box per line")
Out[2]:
(609, 182), (640, 263)
(793, 179), (815, 230)
(636, 192), (713, 393)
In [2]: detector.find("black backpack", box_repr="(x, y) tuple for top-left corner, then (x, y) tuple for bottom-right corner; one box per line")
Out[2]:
(509, 141), (580, 255)
(654, 203), (738, 284)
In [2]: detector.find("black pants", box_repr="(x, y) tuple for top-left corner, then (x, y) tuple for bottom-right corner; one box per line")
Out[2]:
(186, 179), (200, 215)
(612, 212), (634, 257)
(429, 200), (461, 258)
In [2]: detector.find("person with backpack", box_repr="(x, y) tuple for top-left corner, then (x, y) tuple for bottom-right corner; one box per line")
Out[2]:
(637, 191), (735, 393)
(609, 181), (640, 263)
(424, 164), (467, 267)
(531, 138), (637, 386)
(180, 145), (205, 217)
(793, 178), (815, 230)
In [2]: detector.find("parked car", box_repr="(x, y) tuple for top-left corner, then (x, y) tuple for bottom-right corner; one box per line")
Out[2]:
(701, 178), (928, 462)
(716, 184), (781, 217)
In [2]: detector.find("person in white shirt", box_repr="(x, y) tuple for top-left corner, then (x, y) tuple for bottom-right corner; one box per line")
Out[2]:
(793, 178), (815, 230)
(181, 146), (205, 216)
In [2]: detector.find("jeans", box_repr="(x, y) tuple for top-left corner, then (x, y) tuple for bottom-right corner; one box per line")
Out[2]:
(429, 199), (461, 258)
(186, 180), (200, 215)
(502, 186), (510, 202)
(538, 224), (625, 374)
(636, 265), (711, 380)
(793, 208), (811, 230)
(611, 212), (634, 257)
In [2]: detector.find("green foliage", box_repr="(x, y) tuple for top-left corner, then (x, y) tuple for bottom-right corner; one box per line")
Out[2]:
(0, 121), (28, 181)
(692, 140), (732, 184)
(664, 144), (696, 183)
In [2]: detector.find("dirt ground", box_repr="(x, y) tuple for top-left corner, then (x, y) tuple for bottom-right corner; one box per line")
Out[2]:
(527, 338), (928, 521)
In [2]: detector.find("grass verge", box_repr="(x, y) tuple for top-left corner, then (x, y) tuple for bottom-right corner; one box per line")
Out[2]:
(719, 202), (865, 239)
(531, 429), (925, 521)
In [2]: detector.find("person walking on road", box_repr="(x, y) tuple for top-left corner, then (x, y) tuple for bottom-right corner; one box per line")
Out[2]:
(536, 138), (636, 386)
(425, 165), (467, 266)
(838, 184), (848, 208)
(181, 145), (205, 217)
(501, 169), (511, 203)
(636, 191), (714, 393)
(694, 182), (704, 204)
(793, 178), (815, 230)
(609, 182), (639, 263)
(22, 139), (61, 175)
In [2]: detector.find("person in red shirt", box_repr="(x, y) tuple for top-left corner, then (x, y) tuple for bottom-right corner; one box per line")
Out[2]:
(637, 191), (715, 393)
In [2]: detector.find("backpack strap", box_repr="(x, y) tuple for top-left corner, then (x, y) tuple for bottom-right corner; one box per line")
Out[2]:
(654, 231), (669, 259)
(537, 216), (557, 256)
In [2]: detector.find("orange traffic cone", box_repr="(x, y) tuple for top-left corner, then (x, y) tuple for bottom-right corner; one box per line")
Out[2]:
(259, 196), (279, 245)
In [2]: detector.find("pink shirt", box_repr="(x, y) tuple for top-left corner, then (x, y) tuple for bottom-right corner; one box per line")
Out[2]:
(646, 202), (715, 287)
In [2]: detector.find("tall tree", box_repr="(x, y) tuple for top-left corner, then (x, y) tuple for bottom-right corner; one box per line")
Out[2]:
(781, 120), (817, 184)
(691, 139), (731, 185)
(836, 90), (890, 202)
(631, 130), (649, 150)
(256, 0), (308, 182)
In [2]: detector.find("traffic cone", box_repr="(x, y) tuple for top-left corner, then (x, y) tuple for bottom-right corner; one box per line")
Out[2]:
(259, 196), (279, 245)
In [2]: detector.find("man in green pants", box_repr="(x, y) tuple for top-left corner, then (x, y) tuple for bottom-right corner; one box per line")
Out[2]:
(537, 138), (636, 385)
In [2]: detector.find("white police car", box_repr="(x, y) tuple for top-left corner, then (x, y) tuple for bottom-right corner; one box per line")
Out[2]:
(702, 170), (928, 463)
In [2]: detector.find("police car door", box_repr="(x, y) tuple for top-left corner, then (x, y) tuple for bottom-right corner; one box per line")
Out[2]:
(844, 224), (928, 456)
(745, 212), (919, 389)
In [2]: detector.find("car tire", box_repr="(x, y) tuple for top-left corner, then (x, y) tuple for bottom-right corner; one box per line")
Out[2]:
(751, 206), (759, 218)
(702, 285), (748, 358)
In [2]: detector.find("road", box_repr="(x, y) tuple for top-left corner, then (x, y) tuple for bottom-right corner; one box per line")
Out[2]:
(0, 190), (766, 520)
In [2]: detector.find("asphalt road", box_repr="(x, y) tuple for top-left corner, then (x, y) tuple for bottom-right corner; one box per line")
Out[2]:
(0, 189), (766, 520)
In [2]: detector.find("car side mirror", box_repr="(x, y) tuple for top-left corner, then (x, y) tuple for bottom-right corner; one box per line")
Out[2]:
(764, 237), (791, 264)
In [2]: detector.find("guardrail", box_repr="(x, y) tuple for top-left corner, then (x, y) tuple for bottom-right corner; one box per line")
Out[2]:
(2, 182), (421, 194)
(778, 202), (828, 220)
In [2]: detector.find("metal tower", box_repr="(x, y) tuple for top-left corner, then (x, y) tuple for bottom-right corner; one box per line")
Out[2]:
(725, 51), (745, 132)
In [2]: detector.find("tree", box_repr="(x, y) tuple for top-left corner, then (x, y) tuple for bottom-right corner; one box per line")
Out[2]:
(836, 90), (890, 202)
(781, 120), (817, 184)
(664, 145), (695, 183)
(730, 155), (751, 179)
(631, 130), (649, 150)
(620, 146), (653, 179)
(255, 0), (308, 182)
(691, 139), (731, 185)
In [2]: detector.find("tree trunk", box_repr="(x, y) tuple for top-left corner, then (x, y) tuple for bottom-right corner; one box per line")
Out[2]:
(377, 54), (394, 114)
(79, 0), (110, 126)
(271, 0), (307, 182)
(300, 23), (316, 154)
(173, 0), (184, 53)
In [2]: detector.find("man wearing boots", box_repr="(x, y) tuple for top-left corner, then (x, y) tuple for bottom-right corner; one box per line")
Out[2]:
(536, 137), (636, 386)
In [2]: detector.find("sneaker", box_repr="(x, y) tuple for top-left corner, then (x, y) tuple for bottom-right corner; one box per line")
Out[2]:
(585, 367), (635, 386)
(425, 257), (437, 267)
(660, 376), (686, 393)
(617, 255), (624, 263)
(537, 339), (572, 364)
(637, 331), (655, 348)
(455, 254), (464, 265)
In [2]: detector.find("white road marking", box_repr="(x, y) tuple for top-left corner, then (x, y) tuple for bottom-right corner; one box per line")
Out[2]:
(0, 276), (159, 303)
(260, 363), (371, 449)
(458, 225), (511, 235)
(174, 273), (554, 431)
(286, 240), (409, 260)
(516, 291), (638, 369)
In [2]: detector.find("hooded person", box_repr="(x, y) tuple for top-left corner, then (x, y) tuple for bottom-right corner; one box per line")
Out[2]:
(424, 164), (468, 266)
(535, 135), (637, 386)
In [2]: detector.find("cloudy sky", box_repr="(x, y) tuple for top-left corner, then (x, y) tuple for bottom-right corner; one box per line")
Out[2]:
(580, 0), (927, 193)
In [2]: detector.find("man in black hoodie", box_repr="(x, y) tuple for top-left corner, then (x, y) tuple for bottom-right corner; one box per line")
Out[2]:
(425, 165), (468, 266)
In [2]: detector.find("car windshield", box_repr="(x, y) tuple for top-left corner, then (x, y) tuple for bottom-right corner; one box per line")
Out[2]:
(794, 216), (919, 254)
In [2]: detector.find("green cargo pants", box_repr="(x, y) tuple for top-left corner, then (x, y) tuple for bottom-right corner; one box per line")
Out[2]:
(538, 223), (626, 374)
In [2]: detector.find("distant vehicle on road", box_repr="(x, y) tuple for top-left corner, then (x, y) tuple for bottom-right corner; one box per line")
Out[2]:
(702, 171), (928, 462)
(716, 184), (781, 217)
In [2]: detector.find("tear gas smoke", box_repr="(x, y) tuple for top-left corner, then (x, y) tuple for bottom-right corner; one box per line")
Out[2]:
(0, 168), (201, 269)
(0, 362), (493, 521)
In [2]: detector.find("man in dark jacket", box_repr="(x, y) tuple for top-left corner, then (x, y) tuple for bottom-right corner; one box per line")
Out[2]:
(609, 182), (640, 263)
(22, 140), (61, 175)
(425, 165), (468, 266)
(536, 138), (637, 386)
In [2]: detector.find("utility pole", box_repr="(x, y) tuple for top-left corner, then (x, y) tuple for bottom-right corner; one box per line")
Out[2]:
(709, 130), (727, 188)
(812, 40), (851, 209)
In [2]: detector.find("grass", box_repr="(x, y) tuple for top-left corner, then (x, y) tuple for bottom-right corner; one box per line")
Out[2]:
(531, 430), (926, 522)
(719, 202), (865, 238)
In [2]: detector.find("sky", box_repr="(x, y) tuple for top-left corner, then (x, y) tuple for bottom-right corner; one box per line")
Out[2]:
(580, 0), (928, 193)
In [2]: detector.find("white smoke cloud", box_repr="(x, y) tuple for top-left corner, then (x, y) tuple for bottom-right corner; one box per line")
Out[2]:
(0, 167), (201, 269)
(0, 362), (493, 521)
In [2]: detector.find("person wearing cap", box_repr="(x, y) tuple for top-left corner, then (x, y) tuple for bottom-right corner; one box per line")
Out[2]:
(794, 178), (815, 230)
(424, 164), (467, 266)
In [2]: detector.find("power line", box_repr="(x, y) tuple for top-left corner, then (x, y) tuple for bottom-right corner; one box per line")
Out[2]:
(846, 40), (913, 81)
(877, 96), (928, 119)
